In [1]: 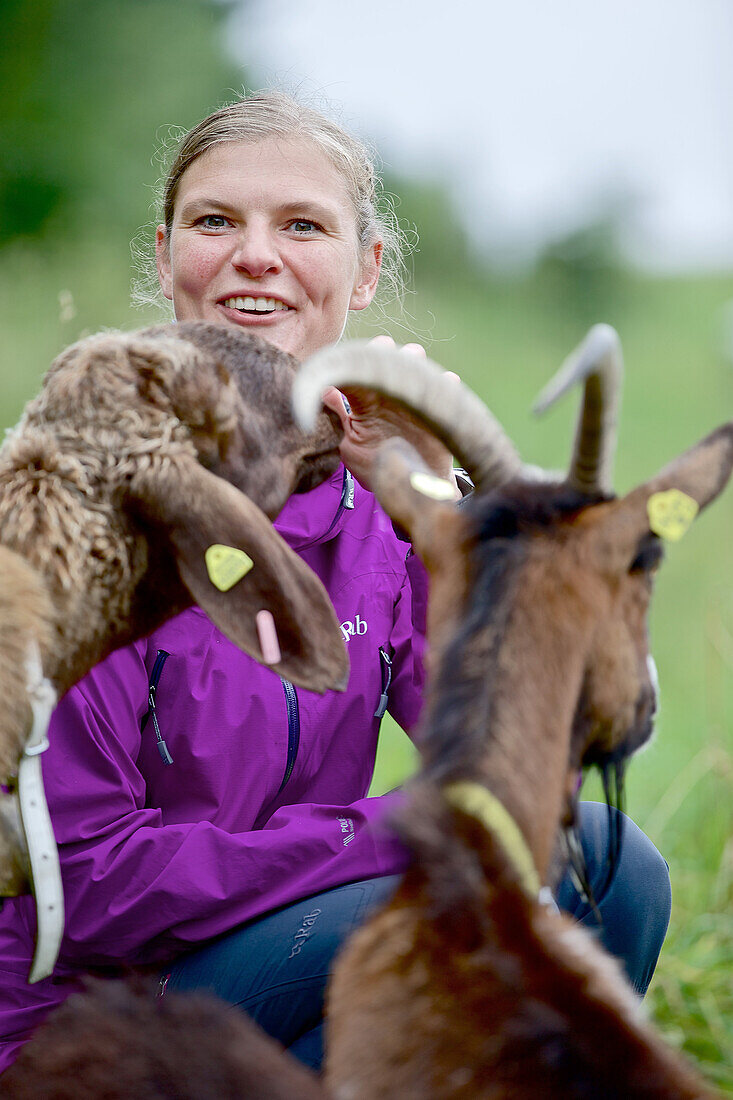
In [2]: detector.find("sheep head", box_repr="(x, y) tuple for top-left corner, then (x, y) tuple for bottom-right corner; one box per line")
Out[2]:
(0, 323), (348, 772)
(0, 323), (350, 978)
(134, 321), (344, 512)
(294, 333), (733, 878)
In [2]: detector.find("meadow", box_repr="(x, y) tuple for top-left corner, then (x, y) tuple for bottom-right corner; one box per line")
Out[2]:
(1, 234), (731, 1089)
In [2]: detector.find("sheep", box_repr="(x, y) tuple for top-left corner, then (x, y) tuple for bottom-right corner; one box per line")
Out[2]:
(292, 327), (733, 1098)
(2, 977), (328, 1099)
(0, 320), (349, 983)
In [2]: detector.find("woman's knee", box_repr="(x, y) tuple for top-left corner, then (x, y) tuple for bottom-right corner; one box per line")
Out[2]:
(575, 801), (670, 913)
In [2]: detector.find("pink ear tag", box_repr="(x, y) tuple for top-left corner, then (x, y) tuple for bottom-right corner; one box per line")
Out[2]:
(256, 610), (282, 665)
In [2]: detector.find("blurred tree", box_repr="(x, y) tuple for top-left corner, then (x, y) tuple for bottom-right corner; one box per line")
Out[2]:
(0, 0), (247, 246)
(533, 213), (631, 328)
(385, 174), (477, 287)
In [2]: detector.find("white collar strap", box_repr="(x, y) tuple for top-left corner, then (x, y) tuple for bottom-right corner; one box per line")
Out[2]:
(18, 643), (62, 983)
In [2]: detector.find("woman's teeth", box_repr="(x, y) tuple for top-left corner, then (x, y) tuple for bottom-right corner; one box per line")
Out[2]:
(223, 296), (290, 314)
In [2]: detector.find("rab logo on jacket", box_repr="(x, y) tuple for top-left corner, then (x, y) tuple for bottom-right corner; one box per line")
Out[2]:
(340, 615), (367, 642)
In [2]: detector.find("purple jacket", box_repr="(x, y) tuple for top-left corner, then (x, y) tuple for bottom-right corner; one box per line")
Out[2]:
(0, 465), (428, 1072)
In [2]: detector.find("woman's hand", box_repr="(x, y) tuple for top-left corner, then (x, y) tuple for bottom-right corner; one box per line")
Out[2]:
(322, 336), (461, 497)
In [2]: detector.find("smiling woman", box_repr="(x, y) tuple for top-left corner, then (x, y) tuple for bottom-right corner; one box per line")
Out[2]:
(0, 91), (673, 1084)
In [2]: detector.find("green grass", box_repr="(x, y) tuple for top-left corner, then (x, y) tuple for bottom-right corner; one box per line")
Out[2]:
(2, 239), (732, 1089)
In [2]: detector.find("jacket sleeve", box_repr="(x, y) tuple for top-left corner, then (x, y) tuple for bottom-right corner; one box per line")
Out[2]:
(384, 547), (428, 734)
(43, 645), (408, 970)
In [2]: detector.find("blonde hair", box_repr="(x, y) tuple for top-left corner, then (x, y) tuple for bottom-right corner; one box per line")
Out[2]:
(136, 91), (410, 315)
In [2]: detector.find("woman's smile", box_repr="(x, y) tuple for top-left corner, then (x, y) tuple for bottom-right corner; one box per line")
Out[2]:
(220, 295), (292, 314)
(217, 294), (295, 328)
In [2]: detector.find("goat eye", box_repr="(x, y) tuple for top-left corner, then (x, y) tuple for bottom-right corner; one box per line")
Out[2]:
(629, 539), (664, 575)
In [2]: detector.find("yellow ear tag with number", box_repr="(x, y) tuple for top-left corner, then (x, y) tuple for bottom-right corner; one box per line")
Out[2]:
(410, 472), (456, 501)
(205, 545), (254, 591)
(647, 489), (699, 542)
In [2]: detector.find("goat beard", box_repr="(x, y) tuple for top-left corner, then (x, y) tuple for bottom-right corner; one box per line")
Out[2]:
(559, 757), (627, 922)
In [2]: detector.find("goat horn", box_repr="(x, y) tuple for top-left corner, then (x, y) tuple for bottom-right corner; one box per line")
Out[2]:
(293, 341), (522, 491)
(533, 324), (623, 495)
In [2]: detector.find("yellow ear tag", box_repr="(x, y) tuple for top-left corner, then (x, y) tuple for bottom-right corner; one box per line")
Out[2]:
(205, 545), (254, 591)
(647, 489), (699, 542)
(409, 471), (456, 501)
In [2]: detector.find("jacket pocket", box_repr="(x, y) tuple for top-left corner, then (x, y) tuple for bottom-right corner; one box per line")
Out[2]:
(374, 646), (393, 719)
(140, 650), (173, 765)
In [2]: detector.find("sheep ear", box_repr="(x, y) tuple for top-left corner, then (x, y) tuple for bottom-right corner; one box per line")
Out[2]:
(371, 438), (463, 568)
(130, 462), (349, 694)
(593, 423), (733, 564)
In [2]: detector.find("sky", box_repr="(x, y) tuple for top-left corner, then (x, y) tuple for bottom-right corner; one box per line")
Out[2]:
(231, 0), (733, 272)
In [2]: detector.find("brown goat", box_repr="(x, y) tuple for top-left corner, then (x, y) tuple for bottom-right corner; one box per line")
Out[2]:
(2, 977), (328, 1099)
(293, 329), (732, 1098)
(0, 321), (349, 981)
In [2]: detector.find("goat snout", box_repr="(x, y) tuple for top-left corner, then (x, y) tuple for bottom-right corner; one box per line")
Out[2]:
(626, 671), (658, 758)
(292, 408), (344, 495)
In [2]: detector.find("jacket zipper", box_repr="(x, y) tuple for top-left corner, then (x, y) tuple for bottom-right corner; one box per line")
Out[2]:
(374, 647), (393, 719)
(145, 474), (353, 790)
(277, 678), (300, 794)
(271, 469), (350, 790)
(268, 469), (350, 793)
(300, 467), (354, 549)
(141, 650), (173, 765)
(321, 466), (354, 540)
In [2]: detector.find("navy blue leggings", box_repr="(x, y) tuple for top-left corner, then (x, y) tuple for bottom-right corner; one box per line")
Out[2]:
(164, 802), (671, 1071)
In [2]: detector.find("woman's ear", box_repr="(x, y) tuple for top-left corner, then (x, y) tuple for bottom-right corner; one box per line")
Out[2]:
(155, 225), (174, 301)
(349, 240), (383, 311)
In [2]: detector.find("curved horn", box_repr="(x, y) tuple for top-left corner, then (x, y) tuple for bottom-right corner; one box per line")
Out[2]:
(533, 324), (623, 495)
(293, 341), (522, 491)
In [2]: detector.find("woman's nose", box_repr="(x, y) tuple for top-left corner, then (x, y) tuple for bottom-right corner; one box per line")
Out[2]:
(230, 226), (283, 278)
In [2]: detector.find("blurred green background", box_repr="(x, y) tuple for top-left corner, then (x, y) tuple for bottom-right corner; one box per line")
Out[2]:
(1, 0), (731, 1088)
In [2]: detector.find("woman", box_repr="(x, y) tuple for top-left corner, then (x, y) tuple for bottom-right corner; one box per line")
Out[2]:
(0, 92), (671, 1074)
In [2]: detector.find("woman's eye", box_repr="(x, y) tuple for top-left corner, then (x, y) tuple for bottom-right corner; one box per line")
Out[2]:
(290, 219), (320, 235)
(197, 214), (229, 230)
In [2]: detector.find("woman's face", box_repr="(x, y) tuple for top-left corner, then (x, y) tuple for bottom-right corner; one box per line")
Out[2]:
(156, 137), (382, 361)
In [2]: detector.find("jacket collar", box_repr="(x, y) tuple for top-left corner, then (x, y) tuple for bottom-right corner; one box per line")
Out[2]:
(274, 464), (354, 552)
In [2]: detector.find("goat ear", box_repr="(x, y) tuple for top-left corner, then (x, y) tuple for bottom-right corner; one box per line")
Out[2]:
(594, 423), (733, 564)
(371, 438), (463, 568)
(129, 461), (349, 694)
